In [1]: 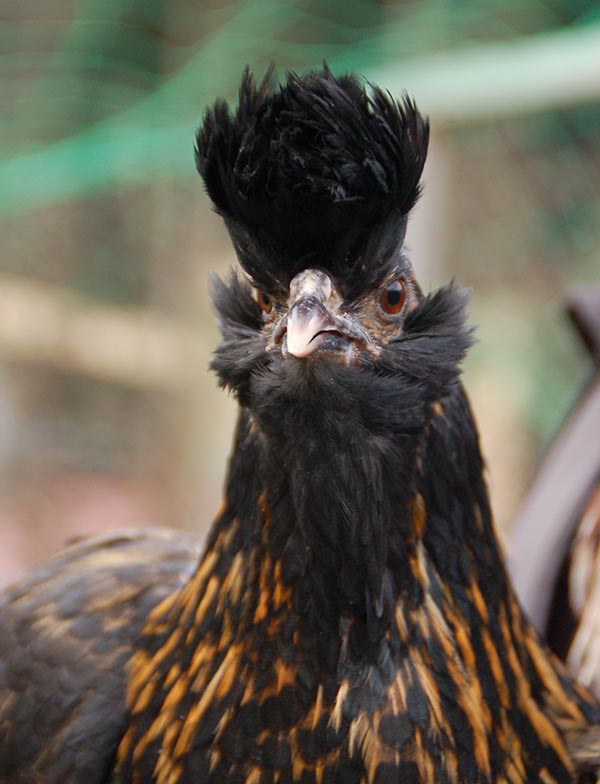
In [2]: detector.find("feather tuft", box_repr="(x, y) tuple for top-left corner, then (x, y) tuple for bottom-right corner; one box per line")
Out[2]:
(196, 65), (429, 289)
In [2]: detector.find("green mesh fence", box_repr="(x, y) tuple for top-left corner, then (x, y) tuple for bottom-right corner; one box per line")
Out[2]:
(2, 1), (599, 212)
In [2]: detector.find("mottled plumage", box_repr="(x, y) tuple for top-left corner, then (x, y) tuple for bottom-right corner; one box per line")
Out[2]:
(0, 530), (202, 781)
(2, 67), (600, 784)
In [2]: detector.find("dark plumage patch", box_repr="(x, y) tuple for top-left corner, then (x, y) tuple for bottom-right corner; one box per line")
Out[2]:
(196, 65), (429, 292)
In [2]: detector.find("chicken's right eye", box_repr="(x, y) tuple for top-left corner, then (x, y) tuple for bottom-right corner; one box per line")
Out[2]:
(256, 290), (273, 314)
(379, 278), (407, 315)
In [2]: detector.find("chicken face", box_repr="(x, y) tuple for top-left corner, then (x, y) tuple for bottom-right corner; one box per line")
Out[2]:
(210, 255), (471, 423)
(260, 262), (420, 363)
(202, 67), (471, 434)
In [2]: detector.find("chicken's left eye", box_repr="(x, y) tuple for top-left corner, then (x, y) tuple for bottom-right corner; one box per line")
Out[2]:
(256, 290), (273, 314)
(379, 278), (407, 315)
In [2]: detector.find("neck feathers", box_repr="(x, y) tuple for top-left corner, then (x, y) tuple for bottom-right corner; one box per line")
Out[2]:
(117, 386), (599, 783)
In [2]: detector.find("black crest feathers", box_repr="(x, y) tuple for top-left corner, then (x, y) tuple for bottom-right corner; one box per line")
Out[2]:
(196, 65), (429, 287)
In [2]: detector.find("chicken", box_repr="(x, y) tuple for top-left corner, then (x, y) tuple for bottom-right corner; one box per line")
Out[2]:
(2, 65), (600, 783)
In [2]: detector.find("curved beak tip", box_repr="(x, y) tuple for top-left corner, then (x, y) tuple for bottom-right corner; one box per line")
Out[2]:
(285, 310), (326, 358)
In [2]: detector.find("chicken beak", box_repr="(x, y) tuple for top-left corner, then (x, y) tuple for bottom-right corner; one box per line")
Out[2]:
(272, 268), (374, 360)
(283, 269), (336, 358)
(285, 297), (332, 358)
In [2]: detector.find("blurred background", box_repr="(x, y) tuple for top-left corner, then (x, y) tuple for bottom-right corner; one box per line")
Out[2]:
(0, 0), (599, 587)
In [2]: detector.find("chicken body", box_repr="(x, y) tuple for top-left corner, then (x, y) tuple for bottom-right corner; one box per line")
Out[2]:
(0, 530), (202, 781)
(2, 67), (600, 783)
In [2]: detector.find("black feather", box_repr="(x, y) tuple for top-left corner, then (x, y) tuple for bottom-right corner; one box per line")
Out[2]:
(209, 270), (268, 406)
(196, 65), (429, 292)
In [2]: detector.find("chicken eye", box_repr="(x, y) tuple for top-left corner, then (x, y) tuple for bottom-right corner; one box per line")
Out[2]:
(255, 290), (273, 314)
(379, 278), (407, 315)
